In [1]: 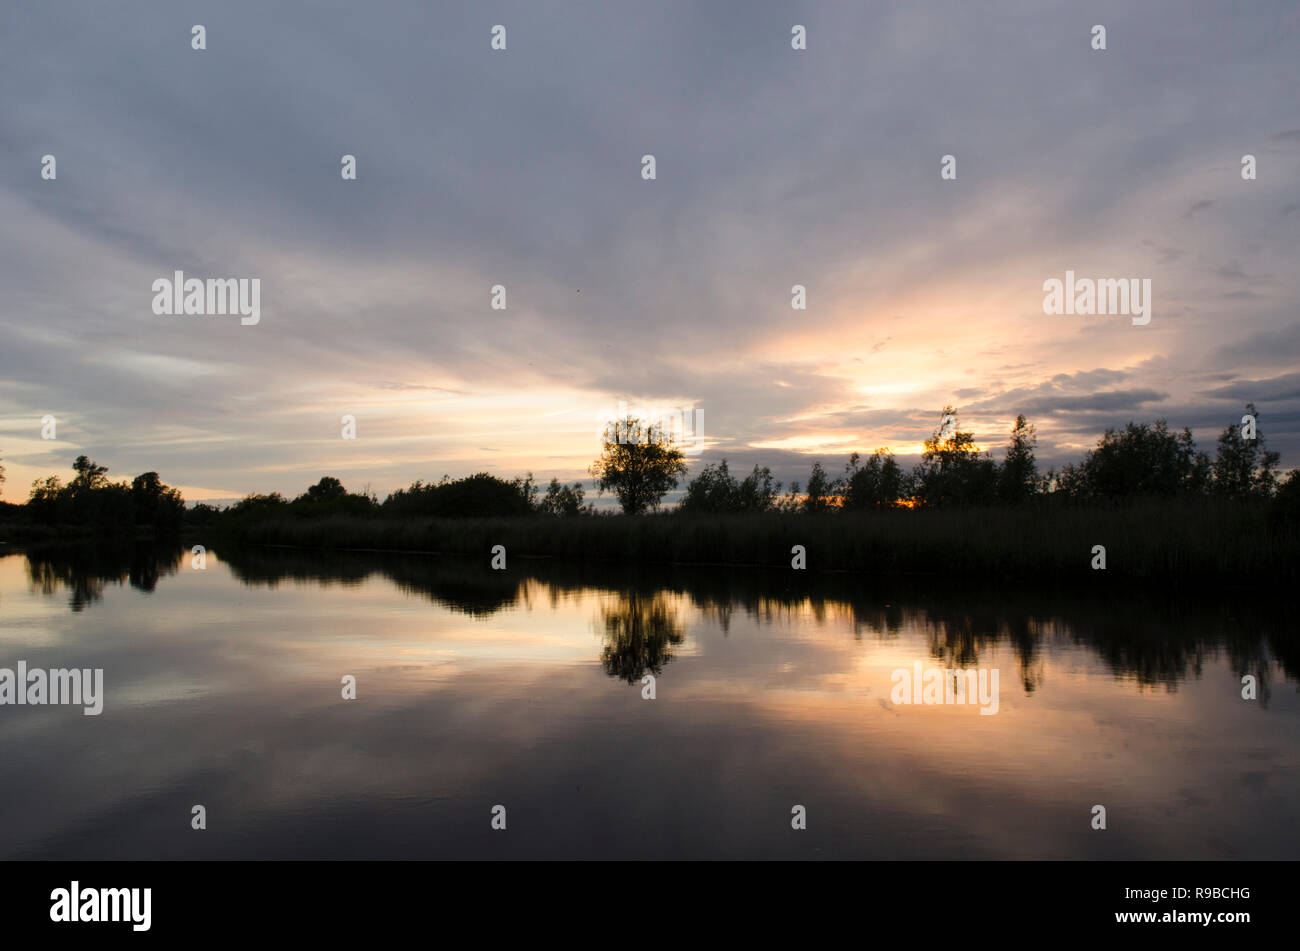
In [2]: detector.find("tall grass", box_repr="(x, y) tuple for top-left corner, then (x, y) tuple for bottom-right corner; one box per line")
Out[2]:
(218, 498), (1296, 579)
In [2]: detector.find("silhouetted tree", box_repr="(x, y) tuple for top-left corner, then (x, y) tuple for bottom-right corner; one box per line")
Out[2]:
(299, 476), (348, 503)
(589, 416), (687, 515)
(680, 460), (783, 514)
(998, 414), (1040, 502)
(1057, 419), (1206, 500)
(24, 458), (165, 527)
(185, 502), (221, 528)
(913, 407), (998, 506)
(131, 471), (184, 531)
(802, 461), (838, 512)
(539, 478), (591, 516)
(381, 473), (534, 518)
(70, 455), (109, 492)
(1272, 468), (1300, 524)
(734, 465), (781, 512)
(680, 459), (737, 513)
(231, 492), (288, 514)
(27, 475), (68, 524)
(843, 450), (908, 508)
(1212, 403), (1280, 499)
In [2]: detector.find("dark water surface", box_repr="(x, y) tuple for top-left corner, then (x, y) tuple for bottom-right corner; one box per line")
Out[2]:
(1, 542), (1296, 859)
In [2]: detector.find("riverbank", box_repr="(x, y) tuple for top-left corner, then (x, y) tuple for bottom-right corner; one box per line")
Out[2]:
(206, 498), (1296, 579)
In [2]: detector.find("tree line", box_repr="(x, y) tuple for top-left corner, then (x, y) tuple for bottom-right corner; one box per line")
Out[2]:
(14, 456), (185, 531)
(674, 403), (1291, 514)
(189, 472), (594, 528)
(2, 403), (1296, 533)
(189, 402), (1300, 523)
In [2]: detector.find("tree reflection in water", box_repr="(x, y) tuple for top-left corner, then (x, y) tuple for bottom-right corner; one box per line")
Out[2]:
(598, 592), (686, 683)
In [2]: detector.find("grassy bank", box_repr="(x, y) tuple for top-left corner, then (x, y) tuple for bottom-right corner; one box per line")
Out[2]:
(0, 519), (170, 545)
(214, 498), (1297, 579)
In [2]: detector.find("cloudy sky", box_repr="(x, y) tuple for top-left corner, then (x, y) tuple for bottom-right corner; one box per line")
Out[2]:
(1, 0), (1296, 502)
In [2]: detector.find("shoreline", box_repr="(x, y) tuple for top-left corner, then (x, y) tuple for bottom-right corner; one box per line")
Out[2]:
(5, 497), (1296, 581)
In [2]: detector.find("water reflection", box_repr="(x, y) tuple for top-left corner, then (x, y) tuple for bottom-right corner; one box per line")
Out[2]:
(24, 541), (183, 611)
(600, 592), (686, 682)
(2, 542), (1296, 860)
(22, 542), (1293, 700)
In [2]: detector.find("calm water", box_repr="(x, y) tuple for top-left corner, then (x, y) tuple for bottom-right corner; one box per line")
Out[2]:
(1, 542), (1297, 860)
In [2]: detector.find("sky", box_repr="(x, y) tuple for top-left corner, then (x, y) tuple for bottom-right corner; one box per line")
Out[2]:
(1, 0), (1297, 503)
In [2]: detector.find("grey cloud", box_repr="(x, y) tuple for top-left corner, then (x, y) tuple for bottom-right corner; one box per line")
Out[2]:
(1212, 323), (1300, 368)
(1205, 372), (1300, 403)
(1, 0), (1298, 496)
(1015, 389), (1169, 415)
